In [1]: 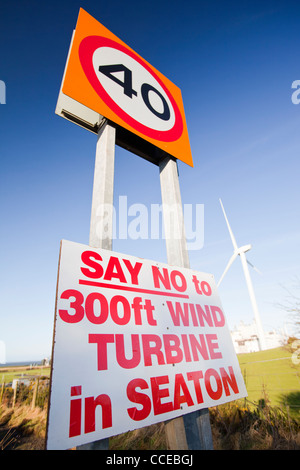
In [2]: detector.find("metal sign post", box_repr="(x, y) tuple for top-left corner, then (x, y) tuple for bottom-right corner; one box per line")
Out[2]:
(89, 121), (116, 250)
(76, 122), (213, 450)
(159, 156), (213, 450)
(76, 121), (115, 450)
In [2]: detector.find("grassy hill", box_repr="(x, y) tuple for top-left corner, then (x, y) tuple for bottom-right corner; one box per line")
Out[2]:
(237, 347), (300, 418)
(0, 366), (50, 385)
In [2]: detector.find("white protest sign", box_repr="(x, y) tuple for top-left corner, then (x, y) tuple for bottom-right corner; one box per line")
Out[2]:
(46, 239), (247, 450)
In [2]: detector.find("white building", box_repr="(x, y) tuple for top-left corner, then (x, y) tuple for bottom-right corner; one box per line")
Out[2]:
(230, 321), (285, 354)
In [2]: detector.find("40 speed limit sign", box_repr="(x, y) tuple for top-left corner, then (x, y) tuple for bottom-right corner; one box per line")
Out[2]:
(61, 8), (193, 167)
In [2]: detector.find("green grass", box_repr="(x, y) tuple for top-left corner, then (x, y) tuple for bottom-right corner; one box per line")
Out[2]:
(110, 347), (300, 450)
(237, 347), (300, 418)
(0, 348), (299, 450)
(0, 367), (50, 385)
(1, 347), (298, 415)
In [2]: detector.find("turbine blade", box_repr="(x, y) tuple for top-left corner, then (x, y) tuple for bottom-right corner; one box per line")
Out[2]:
(246, 259), (262, 275)
(219, 199), (238, 250)
(217, 252), (238, 287)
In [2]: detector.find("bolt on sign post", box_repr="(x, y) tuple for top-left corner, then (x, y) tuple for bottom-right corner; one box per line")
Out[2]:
(47, 8), (247, 450)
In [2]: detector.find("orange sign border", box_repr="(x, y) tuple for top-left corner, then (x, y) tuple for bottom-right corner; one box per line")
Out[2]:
(62, 8), (193, 167)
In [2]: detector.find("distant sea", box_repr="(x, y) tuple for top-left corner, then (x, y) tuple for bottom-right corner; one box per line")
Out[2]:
(1, 361), (42, 368)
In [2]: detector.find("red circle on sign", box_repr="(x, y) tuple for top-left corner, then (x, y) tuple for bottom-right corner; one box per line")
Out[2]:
(79, 36), (183, 142)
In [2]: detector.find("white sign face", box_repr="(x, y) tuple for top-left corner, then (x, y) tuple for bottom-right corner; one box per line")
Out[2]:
(92, 46), (176, 132)
(78, 35), (184, 143)
(46, 240), (247, 450)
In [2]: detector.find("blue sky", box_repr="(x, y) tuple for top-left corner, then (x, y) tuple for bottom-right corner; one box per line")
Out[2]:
(1, 0), (300, 361)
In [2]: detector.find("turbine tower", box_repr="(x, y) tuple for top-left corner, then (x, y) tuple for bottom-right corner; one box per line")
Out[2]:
(218, 199), (266, 351)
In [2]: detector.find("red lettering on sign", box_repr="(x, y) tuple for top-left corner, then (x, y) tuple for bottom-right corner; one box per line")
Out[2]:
(170, 270), (187, 292)
(85, 292), (109, 324)
(173, 373), (194, 410)
(89, 334), (114, 370)
(127, 378), (151, 421)
(151, 375), (173, 415)
(166, 301), (225, 328)
(163, 334), (183, 364)
(81, 251), (103, 278)
(115, 334), (141, 369)
(126, 367), (239, 421)
(59, 291), (156, 326)
(195, 304), (214, 327)
(189, 334), (209, 361)
(187, 371), (204, 404)
(131, 297), (143, 325)
(69, 386), (82, 437)
(152, 266), (171, 290)
(104, 256), (127, 283)
(122, 259), (142, 285)
(68, 385), (112, 438)
(59, 289), (85, 323)
(143, 299), (156, 325)
(88, 333), (222, 371)
(220, 366), (239, 396)
(205, 368), (223, 400)
(80, 251), (143, 285)
(181, 334), (192, 362)
(191, 275), (212, 296)
(84, 394), (112, 433)
(110, 295), (131, 325)
(152, 266), (187, 292)
(142, 334), (165, 366)
(165, 301), (190, 326)
(210, 306), (225, 327)
(206, 334), (223, 359)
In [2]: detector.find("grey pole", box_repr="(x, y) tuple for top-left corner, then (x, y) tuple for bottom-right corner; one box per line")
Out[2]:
(159, 155), (213, 450)
(77, 120), (115, 450)
(89, 121), (116, 250)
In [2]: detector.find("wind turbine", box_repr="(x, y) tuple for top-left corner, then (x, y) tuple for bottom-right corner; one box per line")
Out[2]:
(218, 199), (266, 351)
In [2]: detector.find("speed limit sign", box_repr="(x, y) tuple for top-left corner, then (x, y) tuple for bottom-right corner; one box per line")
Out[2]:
(61, 8), (193, 167)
